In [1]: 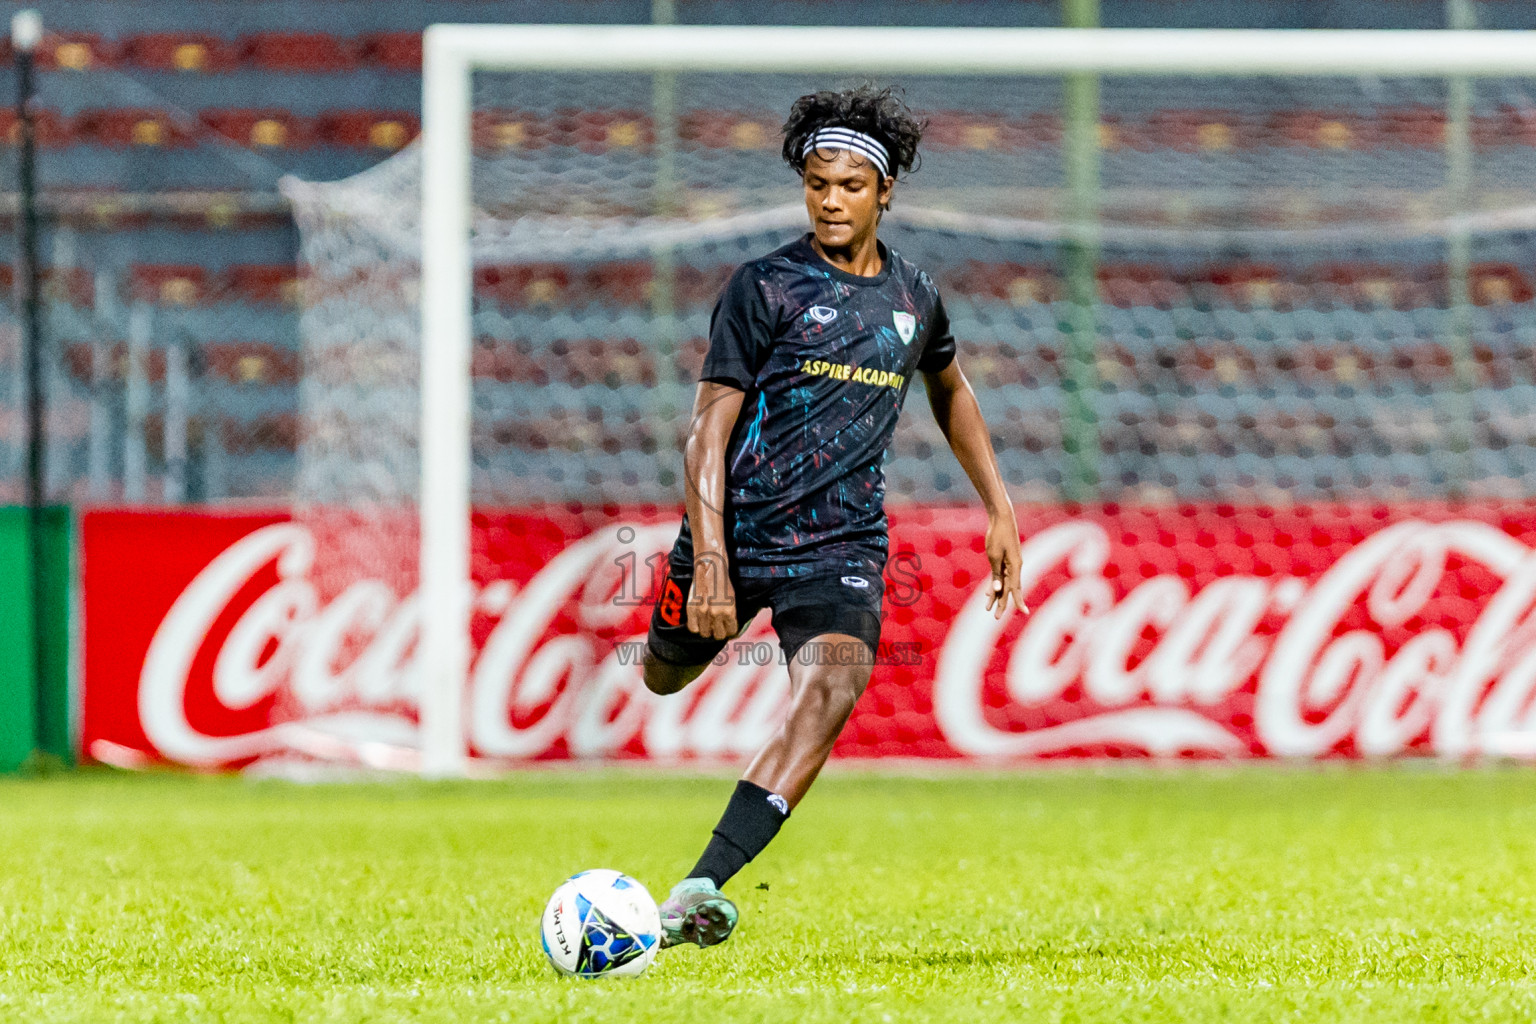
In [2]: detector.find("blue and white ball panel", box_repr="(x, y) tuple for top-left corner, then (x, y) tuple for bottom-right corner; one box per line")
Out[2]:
(540, 869), (661, 979)
(539, 882), (584, 975)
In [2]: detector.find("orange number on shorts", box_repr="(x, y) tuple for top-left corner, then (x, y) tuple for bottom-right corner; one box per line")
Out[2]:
(659, 577), (685, 627)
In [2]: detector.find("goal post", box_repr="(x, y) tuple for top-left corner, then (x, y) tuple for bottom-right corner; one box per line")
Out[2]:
(416, 25), (1536, 777)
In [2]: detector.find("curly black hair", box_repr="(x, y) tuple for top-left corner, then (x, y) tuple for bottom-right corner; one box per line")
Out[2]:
(781, 84), (926, 192)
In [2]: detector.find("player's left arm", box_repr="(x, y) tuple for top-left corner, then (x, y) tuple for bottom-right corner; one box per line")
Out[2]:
(921, 358), (1026, 618)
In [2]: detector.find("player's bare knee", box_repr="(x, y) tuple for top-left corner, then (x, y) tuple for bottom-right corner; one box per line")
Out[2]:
(846, 659), (873, 698)
(642, 648), (701, 695)
(796, 666), (865, 726)
(834, 666), (870, 714)
(823, 678), (862, 728)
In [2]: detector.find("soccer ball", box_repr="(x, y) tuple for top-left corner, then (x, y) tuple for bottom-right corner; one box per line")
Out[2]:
(540, 869), (662, 978)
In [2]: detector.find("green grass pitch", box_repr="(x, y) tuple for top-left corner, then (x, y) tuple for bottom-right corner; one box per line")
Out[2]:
(2, 767), (1535, 1023)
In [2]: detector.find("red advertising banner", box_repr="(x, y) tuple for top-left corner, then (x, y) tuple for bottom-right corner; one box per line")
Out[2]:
(81, 502), (1536, 769)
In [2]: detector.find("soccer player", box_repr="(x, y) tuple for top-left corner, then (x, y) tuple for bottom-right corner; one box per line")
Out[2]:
(643, 84), (1025, 949)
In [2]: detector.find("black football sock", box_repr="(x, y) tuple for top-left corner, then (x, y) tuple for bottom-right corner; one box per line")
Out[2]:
(688, 780), (790, 889)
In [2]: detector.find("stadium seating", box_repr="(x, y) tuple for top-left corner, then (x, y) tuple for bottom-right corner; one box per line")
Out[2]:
(201, 109), (315, 150)
(218, 265), (300, 306)
(1, 1), (1534, 506)
(359, 33), (423, 73)
(39, 33), (117, 72)
(24, 229), (1530, 504)
(315, 111), (418, 149)
(0, 108), (73, 147)
(120, 34), (241, 74)
(241, 33), (358, 74)
(73, 108), (195, 149)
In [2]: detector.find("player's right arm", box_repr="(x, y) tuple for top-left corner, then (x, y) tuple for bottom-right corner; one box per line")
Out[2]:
(682, 381), (745, 639)
(683, 264), (774, 640)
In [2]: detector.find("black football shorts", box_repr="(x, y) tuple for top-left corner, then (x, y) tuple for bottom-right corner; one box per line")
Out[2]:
(646, 564), (884, 667)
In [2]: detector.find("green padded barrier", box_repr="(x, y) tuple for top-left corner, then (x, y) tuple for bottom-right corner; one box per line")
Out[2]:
(0, 506), (71, 771)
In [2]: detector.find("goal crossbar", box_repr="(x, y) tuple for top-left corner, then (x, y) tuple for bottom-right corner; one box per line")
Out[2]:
(428, 25), (1536, 77)
(418, 24), (1536, 776)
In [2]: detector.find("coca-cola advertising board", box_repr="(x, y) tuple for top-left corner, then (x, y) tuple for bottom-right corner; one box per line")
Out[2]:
(80, 502), (1536, 769)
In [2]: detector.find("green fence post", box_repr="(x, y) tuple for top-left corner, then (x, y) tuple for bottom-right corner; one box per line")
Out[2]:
(35, 506), (71, 765)
(0, 505), (72, 771)
(1060, 0), (1101, 502)
(0, 508), (36, 770)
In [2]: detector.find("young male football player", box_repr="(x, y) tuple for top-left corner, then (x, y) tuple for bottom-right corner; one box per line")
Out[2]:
(643, 85), (1025, 949)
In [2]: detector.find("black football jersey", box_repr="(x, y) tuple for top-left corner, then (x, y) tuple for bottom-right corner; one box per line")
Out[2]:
(669, 233), (956, 579)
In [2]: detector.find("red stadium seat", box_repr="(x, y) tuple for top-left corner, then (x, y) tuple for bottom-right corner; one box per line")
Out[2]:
(200, 109), (313, 150)
(359, 32), (422, 72)
(1471, 263), (1534, 306)
(679, 111), (778, 150)
(75, 108), (191, 149)
(62, 343), (95, 386)
(316, 110), (418, 149)
(40, 267), (93, 306)
(946, 261), (1060, 305)
(1099, 263), (1171, 309)
(0, 109), (75, 148)
(220, 413), (298, 454)
(472, 110), (536, 152)
(923, 111), (1037, 151)
(39, 33), (118, 71)
(1379, 106), (1446, 148)
(580, 263), (651, 306)
(476, 265), (571, 307)
(1489, 104), (1536, 146)
(60, 339), (157, 386)
(219, 265), (301, 306)
(122, 34), (240, 73)
(129, 265), (208, 306)
(200, 342), (301, 385)
(0, 268), (92, 313)
(1270, 109), (1371, 149)
(676, 265), (734, 308)
(551, 109), (651, 154)
(474, 337), (659, 389)
(0, 266), (79, 303)
(242, 33), (357, 73)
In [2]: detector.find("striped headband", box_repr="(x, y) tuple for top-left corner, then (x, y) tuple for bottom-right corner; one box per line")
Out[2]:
(801, 127), (891, 178)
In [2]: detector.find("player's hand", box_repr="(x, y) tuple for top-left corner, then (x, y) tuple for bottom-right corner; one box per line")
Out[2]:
(688, 554), (738, 639)
(984, 512), (1027, 619)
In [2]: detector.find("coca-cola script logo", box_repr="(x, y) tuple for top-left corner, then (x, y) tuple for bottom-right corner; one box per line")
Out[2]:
(136, 521), (796, 767)
(936, 519), (1536, 758)
(121, 512), (1536, 768)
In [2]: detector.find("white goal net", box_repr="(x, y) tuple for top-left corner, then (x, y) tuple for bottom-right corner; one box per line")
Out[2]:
(280, 26), (1536, 774)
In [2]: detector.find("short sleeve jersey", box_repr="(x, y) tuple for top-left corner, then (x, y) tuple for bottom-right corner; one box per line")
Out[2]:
(669, 233), (957, 579)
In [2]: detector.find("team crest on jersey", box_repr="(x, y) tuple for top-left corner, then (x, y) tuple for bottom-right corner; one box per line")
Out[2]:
(893, 311), (916, 344)
(808, 305), (838, 324)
